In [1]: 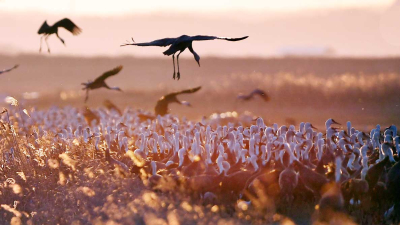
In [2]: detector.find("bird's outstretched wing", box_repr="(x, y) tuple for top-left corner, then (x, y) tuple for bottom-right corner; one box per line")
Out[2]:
(54, 18), (82, 35)
(190, 35), (249, 42)
(121, 38), (176, 47)
(94, 65), (123, 83)
(0, 64), (19, 75)
(173, 86), (202, 96)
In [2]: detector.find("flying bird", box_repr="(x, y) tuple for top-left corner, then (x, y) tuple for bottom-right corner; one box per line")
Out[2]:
(38, 18), (82, 53)
(155, 86), (201, 116)
(0, 65), (18, 75)
(237, 89), (270, 102)
(82, 65), (123, 102)
(121, 35), (248, 80)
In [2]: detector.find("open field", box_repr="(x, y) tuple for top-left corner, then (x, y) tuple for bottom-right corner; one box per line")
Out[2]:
(1, 54), (400, 129)
(0, 55), (400, 224)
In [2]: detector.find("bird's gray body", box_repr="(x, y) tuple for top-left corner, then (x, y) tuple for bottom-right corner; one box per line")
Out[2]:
(38, 21), (58, 35)
(162, 35), (193, 56)
(121, 34), (248, 80)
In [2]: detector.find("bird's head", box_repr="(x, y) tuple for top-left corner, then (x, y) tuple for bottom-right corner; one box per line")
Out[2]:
(194, 53), (200, 67)
(110, 87), (123, 92)
(180, 101), (192, 107)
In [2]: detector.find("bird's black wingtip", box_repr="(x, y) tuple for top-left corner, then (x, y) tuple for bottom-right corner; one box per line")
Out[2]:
(238, 36), (249, 41)
(229, 36), (249, 41)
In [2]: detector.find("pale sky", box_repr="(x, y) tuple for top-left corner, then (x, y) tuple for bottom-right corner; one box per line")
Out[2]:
(1, 0), (400, 57)
(0, 0), (395, 15)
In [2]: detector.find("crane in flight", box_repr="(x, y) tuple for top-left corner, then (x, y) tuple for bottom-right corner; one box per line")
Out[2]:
(237, 89), (270, 102)
(121, 35), (248, 80)
(0, 65), (18, 75)
(155, 86), (201, 116)
(38, 18), (82, 53)
(81, 65), (123, 102)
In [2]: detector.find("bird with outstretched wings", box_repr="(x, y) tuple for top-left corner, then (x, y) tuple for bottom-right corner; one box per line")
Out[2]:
(155, 86), (202, 116)
(121, 35), (248, 80)
(82, 65), (123, 102)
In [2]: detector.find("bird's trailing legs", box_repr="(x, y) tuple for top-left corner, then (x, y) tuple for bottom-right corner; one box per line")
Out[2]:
(177, 51), (182, 80)
(45, 35), (51, 53)
(172, 54), (176, 80)
(85, 89), (89, 103)
(39, 36), (44, 52)
(56, 33), (65, 46)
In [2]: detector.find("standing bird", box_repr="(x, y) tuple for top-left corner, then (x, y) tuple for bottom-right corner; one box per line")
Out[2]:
(38, 18), (82, 53)
(121, 35), (248, 80)
(155, 86), (201, 116)
(0, 65), (18, 75)
(237, 89), (270, 102)
(81, 65), (123, 102)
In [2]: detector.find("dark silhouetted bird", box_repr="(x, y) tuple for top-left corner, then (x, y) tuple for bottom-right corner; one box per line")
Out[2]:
(237, 89), (270, 102)
(82, 66), (123, 102)
(38, 18), (82, 53)
(0, 65), (18, 75)
(121, 35), (248, 80)
(155, 86), (201, 116)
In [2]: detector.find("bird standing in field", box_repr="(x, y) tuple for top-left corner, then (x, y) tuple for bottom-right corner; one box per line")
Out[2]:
(38, 18), (82, 53)
(0, 65), (18, 75)
(155, 86), (201, 116)
(82, 66), (123, 102)
(237, 89), (270, 102)
(121, 35), (248, 80)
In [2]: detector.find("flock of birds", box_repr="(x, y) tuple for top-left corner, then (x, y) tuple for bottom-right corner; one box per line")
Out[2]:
(20, 105), (400, 223)
(1, 18), (265, 115)
(1, 17), (400, 224)
(2, 18), (260, 111)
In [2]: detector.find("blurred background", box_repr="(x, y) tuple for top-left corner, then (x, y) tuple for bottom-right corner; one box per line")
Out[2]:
(1, 0), (400, 129)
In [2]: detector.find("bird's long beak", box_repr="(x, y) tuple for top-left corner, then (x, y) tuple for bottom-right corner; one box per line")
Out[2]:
(197, 61), (200, 67)
(332, 119), (341, 125)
